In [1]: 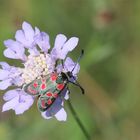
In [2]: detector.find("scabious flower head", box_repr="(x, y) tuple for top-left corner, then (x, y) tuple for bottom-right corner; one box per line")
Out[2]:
(0, 22), (80, 121)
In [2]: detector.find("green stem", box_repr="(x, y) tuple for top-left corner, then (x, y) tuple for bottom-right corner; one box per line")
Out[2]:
(67, 99), (90, 140)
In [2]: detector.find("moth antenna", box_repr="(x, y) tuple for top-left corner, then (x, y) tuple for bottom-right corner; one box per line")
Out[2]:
(68, 80), (85, 94)
(71, 50), (84, 73)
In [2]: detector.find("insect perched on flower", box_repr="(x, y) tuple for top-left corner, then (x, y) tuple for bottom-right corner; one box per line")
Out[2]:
(0, 21), (84, 121)
(23, 50), (84, 112)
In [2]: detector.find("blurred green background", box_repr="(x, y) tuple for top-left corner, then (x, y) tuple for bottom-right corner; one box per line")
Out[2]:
(0, 0), (140, 140)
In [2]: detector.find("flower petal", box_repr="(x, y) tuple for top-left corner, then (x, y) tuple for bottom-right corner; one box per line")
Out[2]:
(2, 96), (19, 112)
(51, 35), (78, 60)
(4, 39), (24, 52)
(54, 34), (67, 50)
(41, 111), (52, 119)
(22, 21), (34, 42)
(64, 57), (80, 75)
(14, 102), (31, 115)
(4, 39), (26, 61)
(0, 62), (11, 70)
(56, 64), (63, 73)
(55, 108), (67, 121)
(14, 92), (34, 114)
(64, 90), (69, 100)
(35, 27), (40, 36)
(3, 89), (19, 101)
(60, 37), (79, 59)
(15, 30), (26, 45)
(63, 37), (79, 51)
(0, 69), (10, 80)
(4, 39), (27, 61)
(28, 47), (40, 56)
(4, 48), (17, 59)
(0, 79), (12, 90)
(51, 34), (67, 59)
(35, 32), (50, 52)
(15, 22), (35, 48)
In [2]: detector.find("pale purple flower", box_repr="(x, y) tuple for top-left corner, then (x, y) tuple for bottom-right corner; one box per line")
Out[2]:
(0, 21), (80, 121)
(2, 89), (34, 114)
(4, 40), (26, 61)
(0, 62), (23, 90)
(15, 22), (40, 49)
(51, 34), (79, 60)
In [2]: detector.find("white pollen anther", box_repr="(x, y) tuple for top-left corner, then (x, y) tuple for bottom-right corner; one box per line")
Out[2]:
(21, 53), (50, 84)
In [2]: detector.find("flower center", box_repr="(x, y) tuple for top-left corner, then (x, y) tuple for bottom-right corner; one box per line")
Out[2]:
(21, 53), (49, 84)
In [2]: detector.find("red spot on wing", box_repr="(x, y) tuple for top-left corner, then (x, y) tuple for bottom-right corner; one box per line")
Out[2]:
(57, 84), (64, 90)
(42, 78), (46, 83)
(41, 83), (46, 90)
(47, 99), (52, 105)
(53, 93), (58, 98)
(46, 92), (53, 97)
(51, 73), (57, 81)
(28, 87), (38, 95)
(41, 100), (46, 108)
(33, 82), (38, 88)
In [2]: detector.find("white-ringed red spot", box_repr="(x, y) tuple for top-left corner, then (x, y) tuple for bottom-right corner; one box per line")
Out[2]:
(33, 82), (38, 88)
(47, 99), (52, 105)
(41, 100), (46, 108)
(51, 73), (57, 81)
(41, 83), (46, 90)
(57, 84), (64, 90)
(53, 93), (58, 98)
(28, 87), (38, 95)
(46, 92), (53, 97)
(42, 78), (46, 83)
